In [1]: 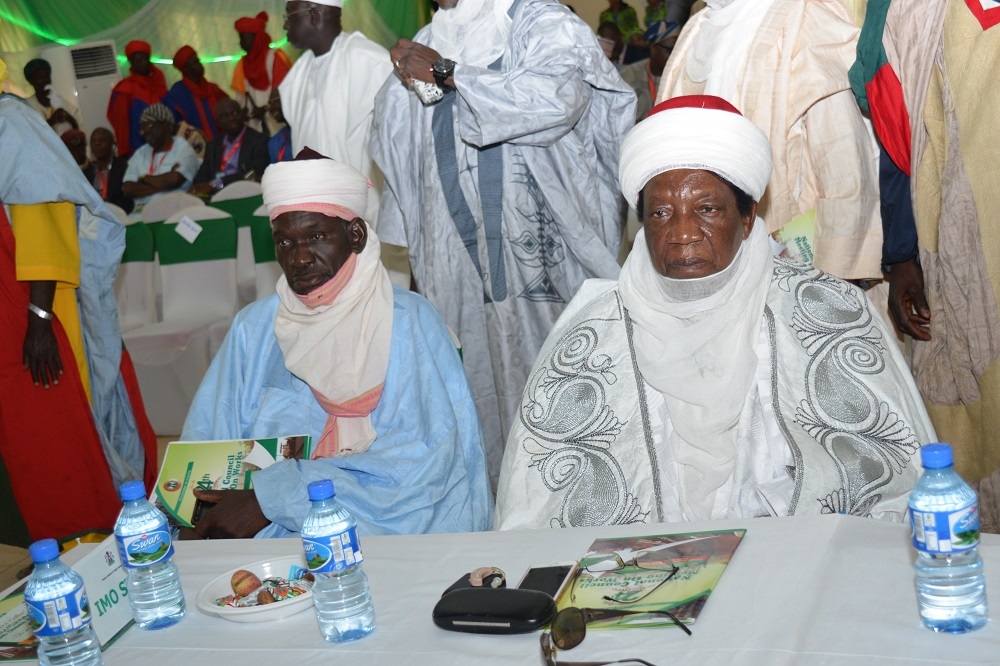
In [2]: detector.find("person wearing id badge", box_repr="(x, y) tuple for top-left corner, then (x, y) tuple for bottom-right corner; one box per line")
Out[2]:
(190, 98), (269, 196)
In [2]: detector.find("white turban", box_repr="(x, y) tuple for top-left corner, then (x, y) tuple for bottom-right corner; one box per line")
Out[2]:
(305, 0), (344, 7)
(618, 95), (772, 209)
(262, 157), (370, 224)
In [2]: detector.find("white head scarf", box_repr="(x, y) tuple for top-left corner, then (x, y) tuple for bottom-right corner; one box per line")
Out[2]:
(431, 0), (516, 67)
(617, 95), (774, 520)
(263, 158), (394, 459)
(306, 0), (344, 7)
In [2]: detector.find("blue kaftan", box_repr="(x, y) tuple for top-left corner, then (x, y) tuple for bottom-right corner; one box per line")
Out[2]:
(181, 287), (494, 536)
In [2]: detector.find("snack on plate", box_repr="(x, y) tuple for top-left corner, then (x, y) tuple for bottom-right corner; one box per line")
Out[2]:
(215, 568), (313, 608)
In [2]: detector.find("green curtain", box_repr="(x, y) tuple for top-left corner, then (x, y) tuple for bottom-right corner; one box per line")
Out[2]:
(0, 0), (430, 54)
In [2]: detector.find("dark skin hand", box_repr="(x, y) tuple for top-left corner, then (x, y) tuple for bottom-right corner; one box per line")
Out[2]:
(389, 38), (455, 89)
(23, 281), (62, 388)
(191, 488), (270, 539)
(887, 257), (931, 340)
(123, 166), (186, 198)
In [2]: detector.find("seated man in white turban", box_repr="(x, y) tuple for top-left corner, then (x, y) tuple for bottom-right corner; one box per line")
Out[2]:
(495, 96), (934, 530)
(182, 153), (493, 537)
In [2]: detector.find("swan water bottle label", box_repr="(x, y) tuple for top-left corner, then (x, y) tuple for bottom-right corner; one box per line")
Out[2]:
(910, 502), (980, 553)
(116, 521), (175, 569)
(25, 585), (91, 637)
(303, 527), (364, 574)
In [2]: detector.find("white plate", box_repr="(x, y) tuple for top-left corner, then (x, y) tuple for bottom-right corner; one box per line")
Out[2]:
(196, 555), (314, 623)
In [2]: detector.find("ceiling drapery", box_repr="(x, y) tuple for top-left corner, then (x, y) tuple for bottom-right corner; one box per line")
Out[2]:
(0, 0), (430, 94)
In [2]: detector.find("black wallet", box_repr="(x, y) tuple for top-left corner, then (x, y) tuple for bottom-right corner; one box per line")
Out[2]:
(432, 587), (556, 634)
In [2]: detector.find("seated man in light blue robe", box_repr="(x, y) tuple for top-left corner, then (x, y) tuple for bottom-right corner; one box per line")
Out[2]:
(182, 154), (493, 537)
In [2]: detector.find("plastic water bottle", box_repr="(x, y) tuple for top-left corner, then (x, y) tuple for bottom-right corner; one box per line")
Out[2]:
(113, 480), (186, 630)
(301, 479), (375, 643)
(24, 539), (103, 666)
(908, 443), (988, 633)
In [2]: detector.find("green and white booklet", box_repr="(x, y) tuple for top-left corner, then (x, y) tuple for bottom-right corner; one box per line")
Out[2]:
(154, 435), (312, 529)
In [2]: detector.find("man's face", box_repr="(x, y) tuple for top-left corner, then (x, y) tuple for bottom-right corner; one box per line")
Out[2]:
(284, 1), (315, 50)
(272, 211), (367, 295)
(216, 101), (245, 135)
(129, 52), (151, 76)
(438, 0), (459, 8)
(66, 137), (87, 166)
(239, 31), (256, 53)
(140, 119), (173, 151)
(642, 169), (755, 279)
(90, 129), (114, 161)
(182, 55), (205, 82)
(27, 68), (51, 95)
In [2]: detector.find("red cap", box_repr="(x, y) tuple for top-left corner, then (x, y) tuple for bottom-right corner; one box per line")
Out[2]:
(235, 11), (268, 33)
(648, 95), (743, 118)
(124, 40), (151, 59)
(173, 45), (197, 71)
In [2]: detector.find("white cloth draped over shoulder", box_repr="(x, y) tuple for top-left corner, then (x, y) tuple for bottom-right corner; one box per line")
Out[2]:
(619, 223), (773, 520)
(430, 0), (515, 67)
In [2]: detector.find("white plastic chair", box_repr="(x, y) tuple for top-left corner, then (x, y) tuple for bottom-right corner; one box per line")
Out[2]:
(114, 220), (157, 333)
(140, 191), (205, 224)
(212, 182), (263, 307)
(251, 204), (282, 299)
(123, 206), (238, 435)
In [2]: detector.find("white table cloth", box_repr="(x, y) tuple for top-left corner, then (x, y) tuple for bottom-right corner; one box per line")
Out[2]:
(64, 514), (1000, 664)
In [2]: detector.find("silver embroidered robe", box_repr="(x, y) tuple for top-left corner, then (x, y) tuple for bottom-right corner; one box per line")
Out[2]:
(495, 259), (935, 529)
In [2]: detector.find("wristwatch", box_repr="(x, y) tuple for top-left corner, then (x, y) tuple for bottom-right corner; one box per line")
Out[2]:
(432, 58), (456, 87)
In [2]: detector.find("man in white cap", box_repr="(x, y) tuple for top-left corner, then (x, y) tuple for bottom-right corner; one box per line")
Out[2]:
(495, 96), (933, 530)
(372, 0), (636, 491)
(121, 103), (199, 213)
(278, 0), (393, 222)
(181, 153), (493, 538)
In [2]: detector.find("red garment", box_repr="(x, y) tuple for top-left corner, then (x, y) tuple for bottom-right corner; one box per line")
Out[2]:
(239, 12), (282, 90)
(125, 40), (151, 59)
(107, 66), (168, 156)
(180, 76), (228, 140)
(0, 208), (121, 540)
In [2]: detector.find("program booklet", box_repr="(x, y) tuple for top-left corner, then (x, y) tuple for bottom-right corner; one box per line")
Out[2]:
(153, 435), (312, 529)
(561, 529), (746, 629)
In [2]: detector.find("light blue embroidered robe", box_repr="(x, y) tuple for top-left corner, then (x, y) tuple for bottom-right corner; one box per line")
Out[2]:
(181, 287), (494, 536)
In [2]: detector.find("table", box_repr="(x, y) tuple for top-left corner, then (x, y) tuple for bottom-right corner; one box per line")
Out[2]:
(70, 515), (1000, 664)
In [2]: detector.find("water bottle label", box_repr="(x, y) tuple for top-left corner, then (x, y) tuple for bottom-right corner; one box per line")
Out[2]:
(25, 585), (92, 637)
(303, 527), (364, 573)
(910, 503), (980, 553)
(116, 522), (175, 569)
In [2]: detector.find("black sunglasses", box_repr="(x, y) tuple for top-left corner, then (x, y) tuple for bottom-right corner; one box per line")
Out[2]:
(551, 606), (691, 651)
(540, 631), (659, 666)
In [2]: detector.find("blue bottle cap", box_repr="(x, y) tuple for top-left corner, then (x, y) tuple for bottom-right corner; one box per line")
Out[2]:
(920, 443), (954, 469)
(119, 479), (147, 501)
(29, 539), (60, 564)
(307, 479), (335, 501)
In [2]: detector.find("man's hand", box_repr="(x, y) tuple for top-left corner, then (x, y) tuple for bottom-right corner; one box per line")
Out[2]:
(23, 314), (62, 388)
(192, 488), (270, 539)
(887, 258), (931, 341)
(188, 182), (216, 196)
(390, 38), (451, 87)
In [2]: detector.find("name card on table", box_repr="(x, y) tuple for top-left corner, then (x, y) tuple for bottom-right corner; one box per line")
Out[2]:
(0, 536), (132, 661)
(175, 215), (203, 244)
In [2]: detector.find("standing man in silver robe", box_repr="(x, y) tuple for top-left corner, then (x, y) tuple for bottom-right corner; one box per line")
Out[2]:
(372, 0), (636, 487)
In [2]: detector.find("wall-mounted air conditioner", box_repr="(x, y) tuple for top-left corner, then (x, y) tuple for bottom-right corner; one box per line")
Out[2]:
(39, 40), (121, 134)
